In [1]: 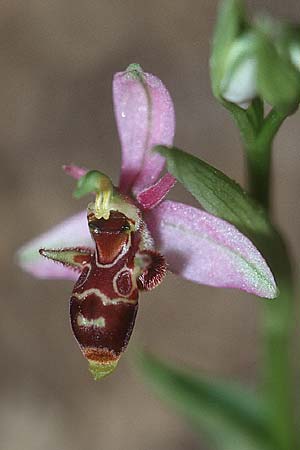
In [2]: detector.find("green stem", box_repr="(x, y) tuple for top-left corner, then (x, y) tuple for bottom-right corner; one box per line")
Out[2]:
(232, 105), (295, 450)
(246, 142), (271, 209)
(261, 236), (295, 450)
(245, 109), (286, 211)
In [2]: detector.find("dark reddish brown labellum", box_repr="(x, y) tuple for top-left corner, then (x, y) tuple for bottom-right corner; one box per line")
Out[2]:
(40, 209), (167, 379)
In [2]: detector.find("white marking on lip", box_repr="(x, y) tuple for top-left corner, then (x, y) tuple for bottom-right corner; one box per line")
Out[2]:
(73, 288), (137, 305)
(74, 263), (92, 289)
(112, 265), (135, 297)
(77, 314), (105, 328)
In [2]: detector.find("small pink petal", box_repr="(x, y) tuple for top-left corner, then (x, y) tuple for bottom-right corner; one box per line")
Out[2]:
(136, 173), (176, 210)
(145, 201), (277, 298)
(17, 211), (93, 280)
(63, 164), (88, 180)
(113, 64), (175, 195)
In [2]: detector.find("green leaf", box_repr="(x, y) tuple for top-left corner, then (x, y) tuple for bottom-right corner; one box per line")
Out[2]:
(155, 146), (272, 240)
(138, 351), (274, 450)
(211, 0), (247, 98)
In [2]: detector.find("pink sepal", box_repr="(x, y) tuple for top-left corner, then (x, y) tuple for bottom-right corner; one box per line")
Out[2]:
(136, 173), (176, 210)
(113, 65), (175, 195)
(145, 200), (277, 298)
(21, 260), (80, 281)
(17, 211), (93, 280)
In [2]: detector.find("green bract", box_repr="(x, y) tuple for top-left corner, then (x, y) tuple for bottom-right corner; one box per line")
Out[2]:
(155, 145), (271, 239)
(210, 0), (247, 99)
(255, 29), (300, 114)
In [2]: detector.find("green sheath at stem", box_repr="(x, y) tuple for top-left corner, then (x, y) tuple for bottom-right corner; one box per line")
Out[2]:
(245, 110), (287, 210)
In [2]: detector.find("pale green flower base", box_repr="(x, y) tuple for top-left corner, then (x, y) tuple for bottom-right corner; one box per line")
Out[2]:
(88, 360), (119, 381)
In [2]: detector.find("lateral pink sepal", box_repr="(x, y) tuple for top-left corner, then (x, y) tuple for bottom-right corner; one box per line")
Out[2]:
(17, 211), (93, 280)
(22, 260), (79, 281)
(145, 200), (277, 298)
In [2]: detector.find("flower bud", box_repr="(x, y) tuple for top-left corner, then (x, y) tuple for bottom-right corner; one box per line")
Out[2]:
(290, 43), (300, 71)
(211, 1), (300, 113)
(220, 35), (257, 108)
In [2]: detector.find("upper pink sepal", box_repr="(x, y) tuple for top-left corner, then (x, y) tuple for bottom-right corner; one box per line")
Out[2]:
(145, 200), (277, 298)
(17, 211), (93, 280)
(63, 164), (88, 180)
(136, 173), (176, 210)
(113, 64), (175, 195)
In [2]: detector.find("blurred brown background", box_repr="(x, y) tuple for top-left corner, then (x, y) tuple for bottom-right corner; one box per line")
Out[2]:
(1, 1), (300, 449)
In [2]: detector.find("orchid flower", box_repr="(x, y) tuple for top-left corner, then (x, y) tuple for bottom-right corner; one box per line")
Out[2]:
(18, 64), (277, 380)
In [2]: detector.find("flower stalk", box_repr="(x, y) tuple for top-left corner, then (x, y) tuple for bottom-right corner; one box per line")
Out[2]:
(228, 102), (296, 450)
(248, 132), (295, 450)
(211, 1), (300, 446)
(228, 104), (287, 210)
